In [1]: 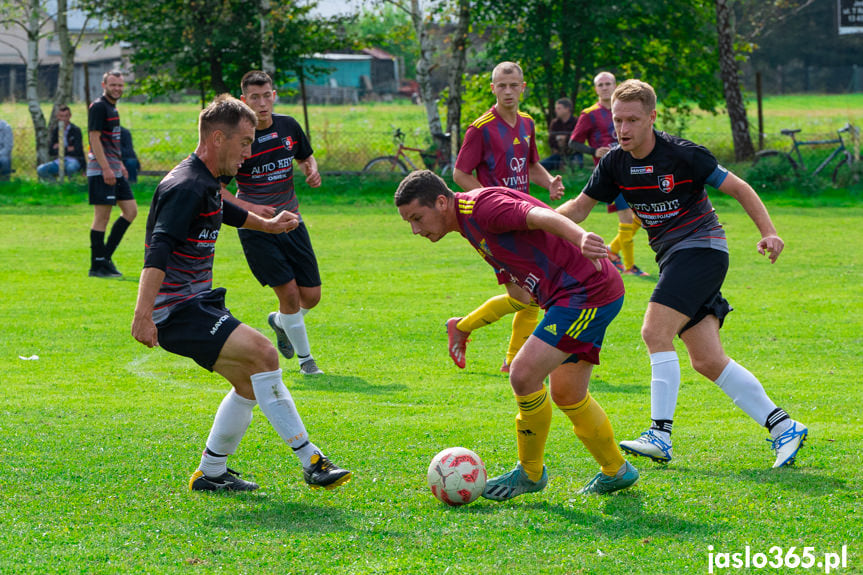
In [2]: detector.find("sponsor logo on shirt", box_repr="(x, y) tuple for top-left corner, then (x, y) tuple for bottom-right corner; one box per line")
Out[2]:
(544, 324), (557, 335)
(658, 174), (675, 193)
(630, 165), (654, 174)
(509, 156), (526, 173)
(258, 132), (279, 143)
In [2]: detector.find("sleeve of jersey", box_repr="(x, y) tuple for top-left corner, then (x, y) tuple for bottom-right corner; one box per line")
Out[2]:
(222, 198), (248, 228)
(454, 127), (481, 173)
(473, 194), (532, 234)
(143, 188), (201, 271)
(88, 102), (104, 133)
(570, 113), (590, 143)
(296, 124), (314, 161)
(690, 145), (722, 186)
(581, 155), (619, 203)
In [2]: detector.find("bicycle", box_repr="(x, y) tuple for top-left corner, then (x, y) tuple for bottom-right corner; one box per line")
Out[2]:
(362, 128), (453, 176)
(752, 123), (859, 185)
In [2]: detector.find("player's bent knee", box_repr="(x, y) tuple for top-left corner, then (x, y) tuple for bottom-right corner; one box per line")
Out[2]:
(690, 355), (728, 381)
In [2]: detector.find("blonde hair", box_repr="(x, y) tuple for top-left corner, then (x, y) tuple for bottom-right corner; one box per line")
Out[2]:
(612, 79), (656, 113)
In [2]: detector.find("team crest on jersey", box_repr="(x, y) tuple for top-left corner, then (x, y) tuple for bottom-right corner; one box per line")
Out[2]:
(631, 165), (654, 174)
(658, 174), (675, 193)
(509, 156), (526, 173)
(282, 136), (295, 150)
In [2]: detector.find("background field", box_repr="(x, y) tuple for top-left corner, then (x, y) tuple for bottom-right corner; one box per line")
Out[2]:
(0, 176), (861, 573)
(2, 93), (862, 174)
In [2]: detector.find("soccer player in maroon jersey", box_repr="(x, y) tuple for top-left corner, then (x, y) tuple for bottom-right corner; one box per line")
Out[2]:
(569, 71), (647, 277)
(559, 79), (807, 469)
(220, 71), (325, 375)
(450, 61), (566, 374)
(396, 169), (639, 498)
(132, 95), (350, 492)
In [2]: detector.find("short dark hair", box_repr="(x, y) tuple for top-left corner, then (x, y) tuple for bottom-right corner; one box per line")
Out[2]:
(102, 70), (123, 83)
(198, 94), (257, 139)
(241, 70), (274, 93)
(555, 98), (573, 112)
(56, 104), (70, 113)
(394, 170), (453, 208)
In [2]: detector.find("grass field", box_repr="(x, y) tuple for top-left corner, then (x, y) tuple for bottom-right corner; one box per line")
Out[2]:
(2, 93), (862, 174)
(0, 177), (861, 574)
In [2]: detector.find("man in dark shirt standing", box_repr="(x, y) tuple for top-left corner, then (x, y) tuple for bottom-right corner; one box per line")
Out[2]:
(220, 70), (325, 376)
(558, 79), (806, 469)
(87, 70), (136, 278)
(132, 94), (351, 492)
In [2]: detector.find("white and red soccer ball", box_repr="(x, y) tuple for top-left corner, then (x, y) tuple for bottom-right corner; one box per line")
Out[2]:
(427, 447), (487, 506)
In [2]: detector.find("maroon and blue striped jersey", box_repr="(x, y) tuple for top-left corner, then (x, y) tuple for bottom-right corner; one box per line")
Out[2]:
(454, 187), (624, 310)
(583, 131), (729, 264)
(455, 106), (540, 193)
(569, 102), (616, 166)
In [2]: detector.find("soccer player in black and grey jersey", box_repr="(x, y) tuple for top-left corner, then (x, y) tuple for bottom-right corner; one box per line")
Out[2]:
(558, 79), (807, 469)
(132, 94), (351, 492)
(87, 70), (136, 278)
(220, 70), (325, 376)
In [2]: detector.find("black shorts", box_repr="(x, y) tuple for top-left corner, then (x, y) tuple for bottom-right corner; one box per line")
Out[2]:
(156, 288), (241, 371)
(650, 248), (733, 335)
(238, 221), (321, 288)
(88, 174), (134, 205)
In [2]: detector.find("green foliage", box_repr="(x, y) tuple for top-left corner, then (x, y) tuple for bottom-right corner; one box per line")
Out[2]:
(0, 185), (860, 573)
(354, 3), (418, 79)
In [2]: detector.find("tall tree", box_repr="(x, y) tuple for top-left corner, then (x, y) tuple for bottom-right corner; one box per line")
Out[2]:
(716, 0), (754, 161)
(443, 0), (470, 162)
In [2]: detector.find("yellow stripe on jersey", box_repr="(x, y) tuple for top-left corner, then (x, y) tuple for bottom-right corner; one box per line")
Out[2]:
(472, 112), (496, 129)
(518, 111), (533, 120)
(580, 102), (601, 115)
(566, 308), (597, 340)
(457, 198), (475, 215)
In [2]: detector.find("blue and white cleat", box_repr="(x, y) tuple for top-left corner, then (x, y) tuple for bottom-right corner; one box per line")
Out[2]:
(770, 421), (808, 468)
(619, 429), (673, 463)
(578, 461), (639, 495)
(482, 462), (548, 501)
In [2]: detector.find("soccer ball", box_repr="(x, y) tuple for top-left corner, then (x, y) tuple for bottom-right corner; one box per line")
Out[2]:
(427, 447), (486, 506)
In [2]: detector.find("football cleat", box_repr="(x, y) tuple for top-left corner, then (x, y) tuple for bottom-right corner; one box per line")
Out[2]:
(299, 358), (324, 375)
(500, 361), (510, 374)
(88, 262), (122, 278)
(619, 429), (673, 463)
(623, 265), (650, 277)
(267, 312), (295, 359)
(103, 259), (123, 276)
(577, 461), (639, 495)
(482, 462), (547, 501)
(770, 420), (808, 468)
(446, 317), (470, 369)
(303, 452), (352, 489)
(607, 246), (625, 273)
(189, 467), (259, 492)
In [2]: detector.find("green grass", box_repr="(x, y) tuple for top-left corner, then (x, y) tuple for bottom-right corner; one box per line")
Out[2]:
(3, 94), (862, 174)
(0, 179), (861, 573)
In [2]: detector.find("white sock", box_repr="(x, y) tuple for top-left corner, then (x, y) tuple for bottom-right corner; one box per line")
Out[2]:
(300, 307), (310, 317)
(250, 368), (319, 467)
(277, 311), (312, 360)
(714, 359), (779, 427)
(199, 389), (257, 477)
(650, 351), (681, 422)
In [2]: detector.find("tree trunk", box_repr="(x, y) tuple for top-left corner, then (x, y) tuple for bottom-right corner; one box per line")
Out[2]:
(444, 0), (469, 163)
(209, 53), (228, 94)
(51, 0), (74, 132)
(259, 0), (275, 77)
(410, 0), (443, 140)
(25, 0), (49, 165)
(716, 0), (754, 161)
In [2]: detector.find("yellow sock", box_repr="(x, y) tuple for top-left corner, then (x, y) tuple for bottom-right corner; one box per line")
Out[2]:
(609, 231), (621, 256)
(457, 295), (524, 332)
(617, 223), (636, 270)
(559, 393), (625, 476)
(505, 302), (540, 365)
(515, 386), (552, 481)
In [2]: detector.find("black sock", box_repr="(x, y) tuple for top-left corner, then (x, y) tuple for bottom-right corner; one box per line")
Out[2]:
(105, 217), (131, 259)
(650, 419), (673, 435)
(765, 408), (789, 431)
(90, 229), (106, 267)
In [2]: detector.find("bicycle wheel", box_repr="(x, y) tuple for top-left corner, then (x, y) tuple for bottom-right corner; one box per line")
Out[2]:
(832, 154), (860, 187)
(752, 150), (798, 172)
(362, 156), (409, 175)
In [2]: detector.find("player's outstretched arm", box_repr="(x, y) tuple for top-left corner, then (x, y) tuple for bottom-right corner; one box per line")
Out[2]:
(526, 206), (605, 270)
(132, 267), (166, 348)
(557, 192), (598, 224)
(297, 155), (321, 188)
(717, 171), (784, 263)
(453, 168), (483, 192)
(528, 161), (564, 201)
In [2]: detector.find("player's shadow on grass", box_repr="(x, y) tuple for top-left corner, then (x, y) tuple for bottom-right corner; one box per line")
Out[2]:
(213, 498), (353, 534)
(289, 374), (406, 395)
(700, 465), (849, 496)
(587, 377), (645, 394)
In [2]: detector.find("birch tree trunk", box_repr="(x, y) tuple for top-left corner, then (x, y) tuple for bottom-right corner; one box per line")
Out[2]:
(409, 0), (443, 140)
(716, 0), (754, 161)
(260, 0), (275, 77)
(445, 0), (469, 163)
(25, 0), (49, 165)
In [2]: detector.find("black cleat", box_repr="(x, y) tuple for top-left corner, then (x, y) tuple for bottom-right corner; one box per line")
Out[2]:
(103, 258), (123, 276)
(303, 452), (352, 490)
(189, 467), (259, 492)
(88, 262), (121, 278)
(268, 312), (295, 359)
